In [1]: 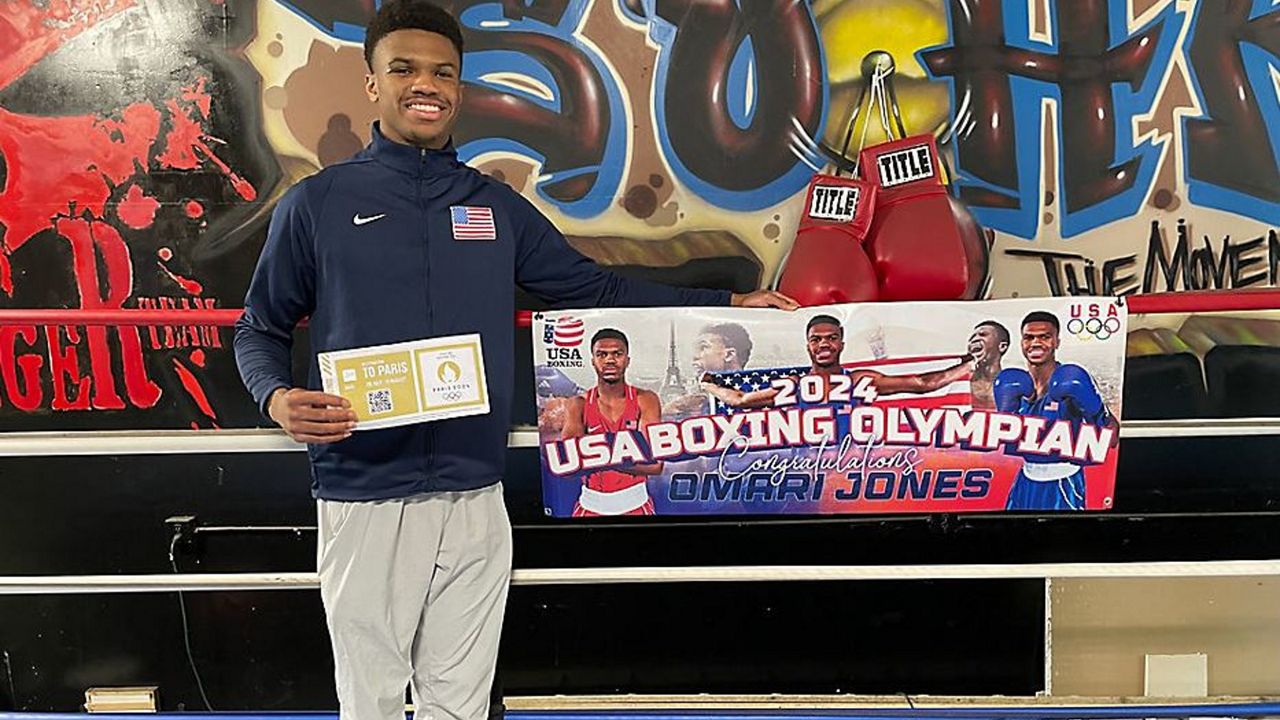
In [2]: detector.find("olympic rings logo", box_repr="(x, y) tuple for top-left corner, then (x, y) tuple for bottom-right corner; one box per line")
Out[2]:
(443, 390), (464, 402)
(1066, 316), (1121, 341)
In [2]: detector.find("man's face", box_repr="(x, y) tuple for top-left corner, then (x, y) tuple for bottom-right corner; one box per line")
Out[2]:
(1020, 321), (1060, 367)
(365, 29), (462, 149)
(969, 325), (1008, 365)
(806, 323), (844, 369)
(591, 339), (629, 384)
(692, 333), (737, 375)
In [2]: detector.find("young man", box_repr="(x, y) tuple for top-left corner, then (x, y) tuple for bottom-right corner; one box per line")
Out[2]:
(967, 320), (1010, 410)
(560, 329), (663, 515)
(233, 3), (796, 719)
(994, 311), (1115, 511)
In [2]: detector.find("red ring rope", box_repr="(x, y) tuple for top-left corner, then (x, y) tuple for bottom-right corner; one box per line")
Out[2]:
(0, 290), (1274, 326)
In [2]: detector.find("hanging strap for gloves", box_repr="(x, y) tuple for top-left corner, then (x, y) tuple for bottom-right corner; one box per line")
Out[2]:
(837, 58), (893, 178)
(837, 54), (954, 185)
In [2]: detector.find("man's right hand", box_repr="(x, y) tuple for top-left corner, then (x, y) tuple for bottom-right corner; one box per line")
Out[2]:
(268, 388), (357, 443)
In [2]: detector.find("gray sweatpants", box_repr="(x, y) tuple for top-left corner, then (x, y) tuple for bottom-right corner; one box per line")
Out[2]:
(317, 483), (512, 720)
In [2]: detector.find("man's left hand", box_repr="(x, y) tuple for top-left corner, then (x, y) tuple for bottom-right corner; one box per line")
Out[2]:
(731, 290), (799, 310)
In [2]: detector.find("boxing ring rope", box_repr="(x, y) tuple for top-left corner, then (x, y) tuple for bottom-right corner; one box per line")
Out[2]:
(1, 559), (1279, 595)
(0, 287), (1277, 327)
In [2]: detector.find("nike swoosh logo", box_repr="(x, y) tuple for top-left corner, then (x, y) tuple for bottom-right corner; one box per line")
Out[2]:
(353, 213), (386, 226)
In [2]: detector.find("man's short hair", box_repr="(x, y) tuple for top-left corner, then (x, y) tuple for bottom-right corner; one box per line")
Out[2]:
(591, 328), (628, 350)
(806, 314), (842, 333)
(1021, 311), (1060, 332)
(976, 320), (1010, 347)
(702, 322), (753, 365)
(364, 0), (465, 69)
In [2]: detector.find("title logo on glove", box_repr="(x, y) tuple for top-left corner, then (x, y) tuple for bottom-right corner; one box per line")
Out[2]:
(807, 184), (862, 223)
(877, 145), (935, 187)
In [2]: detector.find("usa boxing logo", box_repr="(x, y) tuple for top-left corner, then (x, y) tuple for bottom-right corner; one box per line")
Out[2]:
(876, 145), (934, 187)
(1067, 302), (1122, 341)
(541, 315), (586, 368)
(808, 184), (861, 222)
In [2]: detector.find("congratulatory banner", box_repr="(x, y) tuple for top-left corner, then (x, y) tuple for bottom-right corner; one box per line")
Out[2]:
(532, 298), (1125, 517)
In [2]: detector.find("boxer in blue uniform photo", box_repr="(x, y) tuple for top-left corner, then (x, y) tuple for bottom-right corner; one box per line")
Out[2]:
(994, 311), (1116, 511)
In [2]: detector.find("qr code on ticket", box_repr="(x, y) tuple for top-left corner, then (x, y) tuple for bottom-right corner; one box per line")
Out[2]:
(367, 389), (393, 414)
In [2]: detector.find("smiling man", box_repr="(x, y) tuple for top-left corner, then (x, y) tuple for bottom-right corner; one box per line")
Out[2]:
(233, 2), (795, 720)
(993, 311), (1116, 511)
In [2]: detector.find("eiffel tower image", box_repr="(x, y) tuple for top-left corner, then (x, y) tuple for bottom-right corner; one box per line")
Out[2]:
(660, 321), (685, 403)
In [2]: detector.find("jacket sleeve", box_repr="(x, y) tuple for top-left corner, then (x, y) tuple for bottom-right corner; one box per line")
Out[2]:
(511, 194), (732, 309)
(234, 183), (317, 417)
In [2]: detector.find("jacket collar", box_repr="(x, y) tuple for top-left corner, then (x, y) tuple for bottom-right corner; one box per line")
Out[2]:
(367, 121), (461, 177)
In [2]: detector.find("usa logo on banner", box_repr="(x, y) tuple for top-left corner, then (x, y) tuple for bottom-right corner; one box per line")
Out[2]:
(450, 206), (496, 240)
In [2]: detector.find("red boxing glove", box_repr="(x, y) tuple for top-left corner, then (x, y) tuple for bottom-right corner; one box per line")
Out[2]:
(777, 174), (879, 306)
(859, 135), (971, 301)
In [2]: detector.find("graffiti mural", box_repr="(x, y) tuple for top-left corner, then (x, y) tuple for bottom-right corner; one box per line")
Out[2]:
(0, 0), (1277, 427)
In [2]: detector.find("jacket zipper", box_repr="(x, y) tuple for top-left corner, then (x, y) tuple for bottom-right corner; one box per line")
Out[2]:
(420, 147), (437, 483)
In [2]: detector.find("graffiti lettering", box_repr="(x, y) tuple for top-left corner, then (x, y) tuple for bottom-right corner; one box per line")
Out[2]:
(135, 297), (225, 350)
(0, 326), (44, 412)
(923, 0), (1181, 238)
(1008, 220), (1280, 296)
(1143, 220), (1280, 292)
(642, 0), (826, 209)
(0, 323), (167, 412)
(1183, 0), (1280, 224)
(449, 0), (621, 215)
(1005, 249), (1139, 297)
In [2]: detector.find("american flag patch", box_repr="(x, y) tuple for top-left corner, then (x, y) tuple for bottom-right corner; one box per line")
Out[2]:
(450, 206), (496, 240)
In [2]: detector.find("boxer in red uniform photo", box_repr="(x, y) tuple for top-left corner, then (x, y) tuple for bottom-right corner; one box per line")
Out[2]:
(561, 329), (663, 516)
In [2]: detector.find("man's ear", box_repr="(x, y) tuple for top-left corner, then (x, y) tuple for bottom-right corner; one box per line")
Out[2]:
(364, 72), (378, 103)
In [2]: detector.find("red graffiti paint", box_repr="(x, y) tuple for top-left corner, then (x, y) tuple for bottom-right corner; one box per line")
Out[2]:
(173, 357), (217, 420)
(0, 326), (45, 412)
(160, 95), (257, 201)
(53, 218), (161, 409)
(0, 78), (249, 291)
(182, 76), (213, 118)
(46, 325), (91, 411)
(159, 262), (205, 296)
(0, 45), (253, 417)
(191, 349), (207, 367)
(0, 103), (160, 271)
(118, 184), (161, 229)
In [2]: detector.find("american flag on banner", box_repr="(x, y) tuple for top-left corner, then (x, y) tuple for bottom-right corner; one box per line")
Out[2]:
(450, 206), (496, 240)
(857, 355), (973, 409)
(706, 366), (807, 415)
(706, 356), (972, 414)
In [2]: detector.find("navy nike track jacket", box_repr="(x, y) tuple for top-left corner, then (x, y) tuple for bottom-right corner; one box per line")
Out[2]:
(234, 124), (731, 501)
